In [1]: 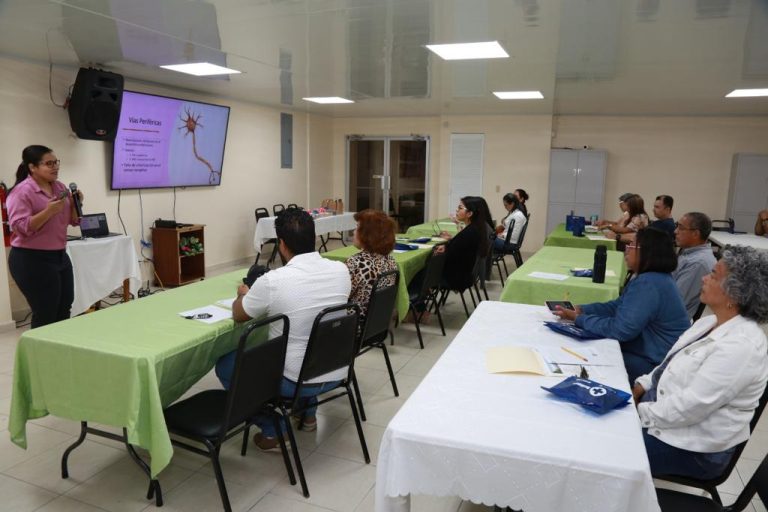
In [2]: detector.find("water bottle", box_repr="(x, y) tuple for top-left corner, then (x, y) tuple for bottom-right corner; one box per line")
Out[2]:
(592, 245), (607, 284)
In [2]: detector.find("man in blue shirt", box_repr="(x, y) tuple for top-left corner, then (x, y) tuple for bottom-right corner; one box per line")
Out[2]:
(649, 195), (675, 239)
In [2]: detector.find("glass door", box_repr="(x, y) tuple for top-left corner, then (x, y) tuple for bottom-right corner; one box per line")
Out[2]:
(347, 136), (429, 232)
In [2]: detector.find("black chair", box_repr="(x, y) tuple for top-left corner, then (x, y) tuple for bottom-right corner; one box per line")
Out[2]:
(286, 203), (300, 210)
(491, 215), (530, 280)
(163, 315), (295, 512)
(408, 249), (447, 349)
(491, 217), (518, 282)
(656, 450), (768, 511)
(273, 204), (286, 216)
(438, 251), (484, 319)
(655, 383), (768, 504)
(255, 207), (279, 268)
(279, 304), (369, 498)
(692, 301), (707, 321)
(352, 269), (400, 422)
(711, 218), (735, 234)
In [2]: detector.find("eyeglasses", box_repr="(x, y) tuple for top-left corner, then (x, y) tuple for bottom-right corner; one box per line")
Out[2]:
(456, 205), (467, 210)
(39, 160), (61, 168)
(674, 222), (697, 232)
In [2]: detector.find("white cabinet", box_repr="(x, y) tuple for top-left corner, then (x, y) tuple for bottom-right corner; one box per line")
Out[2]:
(546, 149), (607, 234)
(727, 154), (768, 233)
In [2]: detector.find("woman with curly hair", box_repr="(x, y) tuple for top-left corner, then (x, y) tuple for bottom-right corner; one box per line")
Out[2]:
(633, 245), (768, 478)
(346, 209), (398, 323)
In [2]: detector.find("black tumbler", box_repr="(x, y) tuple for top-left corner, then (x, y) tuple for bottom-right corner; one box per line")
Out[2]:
(592, 245), (607, 284)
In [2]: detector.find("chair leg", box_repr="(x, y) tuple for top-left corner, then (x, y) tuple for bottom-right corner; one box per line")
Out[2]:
(708, 486), (722, 505)
(434, 301), (446, 336)
(379, 343), (399, 397)
(204, 440), (232, 512)
(241, 424), (250, 456)
(473, 283), (482, 303)
(255, 252), (261, 266)
(495, 261), (504, 283)
(482, 281), (489, 301)
(351, 369), (367, 421)
(411, 305), (425, 349)
(273, 414), (296, 486)
(389, 329), (395, 346)
(346, 385), (371, 463)
(282, 411), (309, 498)
(502, 258), (509, 279)
(268, 244), (279, 268)
(459, 291), (470, 317)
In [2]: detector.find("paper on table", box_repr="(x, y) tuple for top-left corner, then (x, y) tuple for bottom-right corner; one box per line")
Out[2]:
(178, 305), (232, 324)
(586, 235), (611, 241)
(528, 271), (569, 281)
(393, 249), (407, 253)
(486, 346), (548, 376)
(412, 243), (434, 249)
(215, 297), (236, 309)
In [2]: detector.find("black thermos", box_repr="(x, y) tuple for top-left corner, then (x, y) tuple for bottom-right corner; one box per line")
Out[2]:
(593, 245), (607, 284)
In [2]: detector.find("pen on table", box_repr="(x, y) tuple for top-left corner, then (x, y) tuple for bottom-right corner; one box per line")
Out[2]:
(561, 346), (588, 362)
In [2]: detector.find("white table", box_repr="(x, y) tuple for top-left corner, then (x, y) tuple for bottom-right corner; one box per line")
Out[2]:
(67, 235), (142, 316)
(375, 301), (660, 512)
(253, 211), (357, 251)
(709, 232), (768, 251)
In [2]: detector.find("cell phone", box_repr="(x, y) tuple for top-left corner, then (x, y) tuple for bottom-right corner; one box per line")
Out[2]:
(57, 190), (68, 200)
(545, 301), (575, 313)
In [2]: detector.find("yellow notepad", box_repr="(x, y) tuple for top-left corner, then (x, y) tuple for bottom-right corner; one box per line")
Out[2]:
(486, 346), (547, 376)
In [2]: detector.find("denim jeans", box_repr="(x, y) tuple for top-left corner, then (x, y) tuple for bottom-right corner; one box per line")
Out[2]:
(493, 237), (517, 252)
(256, 378), (342, 437)
(643, 429), (735, 479)
(214, 352), (341, 437)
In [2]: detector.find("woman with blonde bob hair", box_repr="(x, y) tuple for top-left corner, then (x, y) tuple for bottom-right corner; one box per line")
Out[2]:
(345, 209), (398, 323)
(634, 245), (768, 479)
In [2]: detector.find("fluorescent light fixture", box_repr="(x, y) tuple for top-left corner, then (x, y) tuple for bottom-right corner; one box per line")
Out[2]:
(160, 62), (241, 76)
(302, 96), (354, 104)
(426, 41), (509, 60)
(493, 91), (544, 100)
(725, 88), (768, 98)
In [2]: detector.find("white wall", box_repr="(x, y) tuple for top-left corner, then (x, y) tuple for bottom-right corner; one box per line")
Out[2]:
(552, 116), (768, 222)
(0, 56), (329, 320)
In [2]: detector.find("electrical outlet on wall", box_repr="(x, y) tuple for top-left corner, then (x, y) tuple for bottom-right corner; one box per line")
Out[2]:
(495, 185), (500, 193)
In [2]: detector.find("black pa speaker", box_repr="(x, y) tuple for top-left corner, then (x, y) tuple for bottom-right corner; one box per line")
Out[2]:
(68, 67), (124, 141)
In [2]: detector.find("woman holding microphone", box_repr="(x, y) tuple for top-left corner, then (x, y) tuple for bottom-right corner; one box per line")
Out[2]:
(7, 145), (82, 328)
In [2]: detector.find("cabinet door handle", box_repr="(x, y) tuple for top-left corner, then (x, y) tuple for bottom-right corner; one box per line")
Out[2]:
(573, 168), (577, 176)
(577, 168), (582, 175)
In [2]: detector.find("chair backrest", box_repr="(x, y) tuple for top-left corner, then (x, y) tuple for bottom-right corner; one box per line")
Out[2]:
(273, 204), (286, 216)
(692, 301), (707, 321)
(297, 303), (360, 386)
(286, 203), (300, 210)
(723, 449), (768, 512)
(416, 248), (447, 301)
(223, 314), (289, 437)
(255, 207), (270, 221)
(711, 218), (735, 234)
(516, 214), (530, 249)
(503, 218), (516, 244)
(359, 269), (400, 347)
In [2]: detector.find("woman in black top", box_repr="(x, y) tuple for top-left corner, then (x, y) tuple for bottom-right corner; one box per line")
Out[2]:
(437, 196), (491, 290)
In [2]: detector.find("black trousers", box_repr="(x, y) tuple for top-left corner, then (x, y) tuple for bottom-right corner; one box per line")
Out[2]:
(9, 247), (74, 328)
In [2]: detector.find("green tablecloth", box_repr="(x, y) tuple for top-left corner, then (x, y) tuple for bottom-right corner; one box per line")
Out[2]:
(321, 245), (432, 321)
(544, 223), (618, 251)
(405, 218), (459, 239)
(500, 246), (626, 305)
(9, 269), (253, 477)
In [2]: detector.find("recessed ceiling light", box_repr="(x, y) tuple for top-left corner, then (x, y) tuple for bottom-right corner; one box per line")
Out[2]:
(493, 91), (544, 100)
(160, 63), (241, 76)
(302, 97), (354, 104)
(725, 88), (768, 98)
(426, 41), (509, 61)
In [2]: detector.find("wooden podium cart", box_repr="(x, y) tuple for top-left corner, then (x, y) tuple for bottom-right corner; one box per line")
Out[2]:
(151, 224), (205, 286)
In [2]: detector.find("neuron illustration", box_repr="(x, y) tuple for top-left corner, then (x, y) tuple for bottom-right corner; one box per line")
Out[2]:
(178, 107), (221, 184)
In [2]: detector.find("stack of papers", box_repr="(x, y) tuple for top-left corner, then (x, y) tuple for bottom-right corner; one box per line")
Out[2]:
(528, 271), (569, 281)
(486, 346), (550, 376)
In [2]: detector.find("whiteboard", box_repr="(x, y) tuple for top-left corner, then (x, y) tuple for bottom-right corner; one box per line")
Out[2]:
(449, 134), (484, 215)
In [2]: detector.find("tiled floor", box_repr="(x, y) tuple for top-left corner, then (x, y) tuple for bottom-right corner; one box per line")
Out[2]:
(1, 247), (767, 511)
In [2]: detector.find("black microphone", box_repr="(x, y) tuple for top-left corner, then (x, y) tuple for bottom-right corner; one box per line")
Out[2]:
(69, 182), (83, 218)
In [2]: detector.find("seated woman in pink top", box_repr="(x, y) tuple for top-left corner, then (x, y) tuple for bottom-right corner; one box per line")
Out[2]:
(7, 145), (82, 328)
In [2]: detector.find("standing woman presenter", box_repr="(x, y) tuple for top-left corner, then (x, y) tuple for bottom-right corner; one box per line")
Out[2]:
(7, 145), (82, 328)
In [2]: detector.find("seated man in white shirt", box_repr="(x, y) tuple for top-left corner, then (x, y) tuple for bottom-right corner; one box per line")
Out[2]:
(216, 209), (351, 451)
(672, 212), (716, 319)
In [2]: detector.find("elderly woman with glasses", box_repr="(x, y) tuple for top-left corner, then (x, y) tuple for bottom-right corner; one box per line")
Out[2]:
(633, 246), (768, 479)
(554, 228), (690, 382)
(7, 145), (83, 328)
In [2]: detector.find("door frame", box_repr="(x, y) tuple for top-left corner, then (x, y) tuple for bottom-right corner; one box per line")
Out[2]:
(345, 135), (431, 220)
